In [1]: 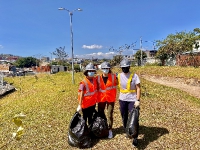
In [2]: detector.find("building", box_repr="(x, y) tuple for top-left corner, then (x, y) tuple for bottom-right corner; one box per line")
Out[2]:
(144, 50), (157, 58)
(50, 65), (67, 74)
(41, 57), (50, 62)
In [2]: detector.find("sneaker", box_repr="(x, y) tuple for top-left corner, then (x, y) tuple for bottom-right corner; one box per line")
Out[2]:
(108, 130), (113, 139)
(132, 138), (138, 147)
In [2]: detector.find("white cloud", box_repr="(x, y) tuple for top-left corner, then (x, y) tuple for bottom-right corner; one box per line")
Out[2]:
(82, 44), (103, 49)
(75, 51), (116, 59)
(0, 45), (3, 49)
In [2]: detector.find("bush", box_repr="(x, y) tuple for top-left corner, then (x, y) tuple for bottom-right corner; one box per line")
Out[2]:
(145, 62), (161, 66)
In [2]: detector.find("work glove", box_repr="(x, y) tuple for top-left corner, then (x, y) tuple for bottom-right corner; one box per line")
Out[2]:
(76, 105), (82, 112)
(134, 100), (140, 108)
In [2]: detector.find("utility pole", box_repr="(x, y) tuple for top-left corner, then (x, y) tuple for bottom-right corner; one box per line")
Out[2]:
(140, 37), (142, 66)
(49, 52), (52, 65)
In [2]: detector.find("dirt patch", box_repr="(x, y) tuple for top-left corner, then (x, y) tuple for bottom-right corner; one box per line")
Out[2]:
(141, 75), (200, 99)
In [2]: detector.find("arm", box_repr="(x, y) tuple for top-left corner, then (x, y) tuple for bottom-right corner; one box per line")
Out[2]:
(134, 83), (141, 108)
(77, 83), (84, 111)
(79, 90), (84, 105)
(136, 83), (141, 101)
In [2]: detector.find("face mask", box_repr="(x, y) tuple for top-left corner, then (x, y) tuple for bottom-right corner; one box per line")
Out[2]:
(102, 69), (109, 74)
(122, 67), (129, 73)
(88, 72), (95, 77)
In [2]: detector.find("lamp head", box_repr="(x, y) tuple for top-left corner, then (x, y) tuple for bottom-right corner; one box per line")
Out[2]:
(77, 8), (83, 11)
(58, 7), (64, 10)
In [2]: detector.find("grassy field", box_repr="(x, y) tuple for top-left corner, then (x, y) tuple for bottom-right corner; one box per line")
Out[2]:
(0, 66), (200, 149)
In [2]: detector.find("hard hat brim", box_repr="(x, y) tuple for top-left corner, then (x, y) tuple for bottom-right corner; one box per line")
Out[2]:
(86, 69), (96, 71)
(101, 67), (110, 69)
(120, 65), (130, 67)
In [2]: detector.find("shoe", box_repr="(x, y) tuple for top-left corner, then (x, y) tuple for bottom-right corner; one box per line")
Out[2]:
(108, 130), (113, 139)
(132, 138), (138, 147)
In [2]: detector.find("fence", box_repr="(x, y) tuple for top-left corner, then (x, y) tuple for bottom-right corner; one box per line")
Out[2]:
(32, 66), (51, 73)
(176, 54), (200, 67)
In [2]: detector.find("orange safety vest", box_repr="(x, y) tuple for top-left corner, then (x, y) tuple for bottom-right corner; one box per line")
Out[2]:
(97, 73), (117, 103)
(78, 77), (98, 109)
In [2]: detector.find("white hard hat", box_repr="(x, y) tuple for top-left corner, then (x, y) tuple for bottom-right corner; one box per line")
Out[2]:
(85, 63), (96, 71)
(101, 62), (111, 69)
(120, 59), (130, 67)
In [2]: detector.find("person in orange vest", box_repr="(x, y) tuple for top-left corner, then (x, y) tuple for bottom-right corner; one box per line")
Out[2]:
(97, 61), (118, 138)
(77, 62), (98, 125)
(118, 59), (141, 147)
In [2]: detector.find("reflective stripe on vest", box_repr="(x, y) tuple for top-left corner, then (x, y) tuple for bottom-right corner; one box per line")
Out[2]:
(98, 86), (117, 92)
(78, 79), (97, 96)
(97, 74), (116, 93)
(118, 73), (136, 93)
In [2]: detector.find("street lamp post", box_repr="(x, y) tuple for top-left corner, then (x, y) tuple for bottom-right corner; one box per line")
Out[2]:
(58, 7), (82, 84)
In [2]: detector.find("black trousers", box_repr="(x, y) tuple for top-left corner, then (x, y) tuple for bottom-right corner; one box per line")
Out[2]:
(98, 102), (115, 129)
(82, 104), (96, 125)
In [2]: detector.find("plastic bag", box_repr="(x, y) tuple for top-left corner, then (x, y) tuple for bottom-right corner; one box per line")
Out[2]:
(68, 112), (92, 148)
(90, 110), (109, 138)
(126, 107), (139, 138)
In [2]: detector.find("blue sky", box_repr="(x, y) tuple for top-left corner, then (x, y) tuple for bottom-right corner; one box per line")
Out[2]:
(1, 0), (200, 59)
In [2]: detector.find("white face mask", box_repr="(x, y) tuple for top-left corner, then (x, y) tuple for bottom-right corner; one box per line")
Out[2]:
(88, 72), (95, 77)
(102, 69), (109, 74)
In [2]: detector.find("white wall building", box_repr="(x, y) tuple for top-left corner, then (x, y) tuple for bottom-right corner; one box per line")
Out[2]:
(193, 40), (200, 52)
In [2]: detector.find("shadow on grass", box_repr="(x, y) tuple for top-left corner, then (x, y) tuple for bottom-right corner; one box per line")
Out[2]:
(113, 125), (169, 149)
(90, 133), (100, 148)
(0, 88), (16, 99)
(113, 126), (125, 135)
(138, 125), (169, 149)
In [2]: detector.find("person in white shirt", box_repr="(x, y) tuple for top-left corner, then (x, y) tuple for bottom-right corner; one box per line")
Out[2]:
(117, 59), (141, 147)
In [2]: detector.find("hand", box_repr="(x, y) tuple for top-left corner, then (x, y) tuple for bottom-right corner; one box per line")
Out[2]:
(77, 105), (82, 112)
(134, 100), (140, 108)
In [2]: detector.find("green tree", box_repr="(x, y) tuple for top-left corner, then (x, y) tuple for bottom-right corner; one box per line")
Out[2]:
(51, 61), (58, 65)
(52, 46), (68, 65)
(156, 28), (200, 65)
(110, 55), (124, 66)
(109, 44), (128, 66)
(134, 50), (147, 66)
(155, 47), (168, 66)
(193, 28), (200, 50)
(74, 64), (81, 72)
(14, 57), (37, 68)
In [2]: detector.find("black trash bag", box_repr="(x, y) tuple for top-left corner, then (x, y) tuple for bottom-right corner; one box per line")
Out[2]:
(125, 107), (139, 138)
(68, 112), (92, 148)
(89, 110), (109, 138)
